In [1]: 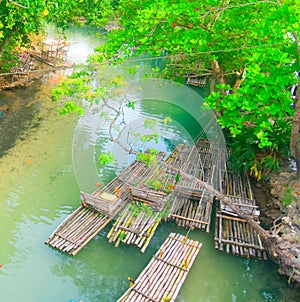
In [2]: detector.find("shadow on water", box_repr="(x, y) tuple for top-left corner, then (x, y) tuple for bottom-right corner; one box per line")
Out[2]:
(0, 83), (43, 157)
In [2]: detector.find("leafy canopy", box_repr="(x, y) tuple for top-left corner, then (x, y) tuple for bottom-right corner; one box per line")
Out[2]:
(49, 0), (299, 179)
(89, 0), (299, 178)
(0, 0), (113, 71)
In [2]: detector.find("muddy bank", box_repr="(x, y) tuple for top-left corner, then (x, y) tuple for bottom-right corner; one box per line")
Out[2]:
(0, 74), (64, 157)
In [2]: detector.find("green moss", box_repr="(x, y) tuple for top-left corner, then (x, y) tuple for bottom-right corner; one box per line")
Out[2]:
(282, 187), (295, 207)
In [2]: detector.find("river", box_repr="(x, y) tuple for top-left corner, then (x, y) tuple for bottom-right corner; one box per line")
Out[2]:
(0, 26), (299, 302)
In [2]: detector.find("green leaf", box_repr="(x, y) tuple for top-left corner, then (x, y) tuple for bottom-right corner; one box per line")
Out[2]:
(98, 152), (114, 165)
(163, 116), (172, 125)
(126, 101), (135, 110)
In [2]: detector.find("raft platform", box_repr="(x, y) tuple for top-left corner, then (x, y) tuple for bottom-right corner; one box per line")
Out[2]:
(214, 213), (267, 259)
(164, 142), (217, 232)
(46, 139), (267, 259)
(117, 233), (202, 302)
(45, 205), (112, 256)
(107, 203), (161, 253)
(215, 170), (267, 259)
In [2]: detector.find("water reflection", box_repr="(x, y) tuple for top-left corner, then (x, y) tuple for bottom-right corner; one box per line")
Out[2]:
(0, 87), (41, 156)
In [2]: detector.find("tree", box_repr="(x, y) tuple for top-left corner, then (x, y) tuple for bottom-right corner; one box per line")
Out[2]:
(0, 0), (113, 72)
(89, 0), (299, 179)
(52, 1), (300, 283)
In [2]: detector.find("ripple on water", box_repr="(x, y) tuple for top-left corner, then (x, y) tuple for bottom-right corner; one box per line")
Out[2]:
(4, 186), (24, 213)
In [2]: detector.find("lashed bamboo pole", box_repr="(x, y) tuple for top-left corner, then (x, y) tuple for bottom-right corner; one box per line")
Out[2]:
(229, 219), (235, 255)
(71, 217), (112, 256)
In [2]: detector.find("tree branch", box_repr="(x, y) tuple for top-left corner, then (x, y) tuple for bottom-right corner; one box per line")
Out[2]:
(204, 0), (278, 17)
(11, 1), (29, 9)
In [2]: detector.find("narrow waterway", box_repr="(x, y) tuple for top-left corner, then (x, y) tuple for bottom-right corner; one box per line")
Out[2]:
(0, 26), (299, 302)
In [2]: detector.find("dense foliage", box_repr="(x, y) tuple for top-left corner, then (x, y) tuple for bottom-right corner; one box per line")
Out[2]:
(89, 0), (300, 179)
(3, 0), (299, 179)
(0, 0), (113, 71)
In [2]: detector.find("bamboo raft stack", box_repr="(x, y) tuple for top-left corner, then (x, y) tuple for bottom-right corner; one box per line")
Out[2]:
(46, 140), (267, 260)
(45, 205), (112, 256)
(215, 169), (267, 259)
(117, 233), (202, 302)
(214, 213), (267, 259)
(167, 190), (213, 232)
(196, 139), (228, 191)
(107, 204), (160, 253)
(164, 143), (215, 232)
(117, 152), (166, 188)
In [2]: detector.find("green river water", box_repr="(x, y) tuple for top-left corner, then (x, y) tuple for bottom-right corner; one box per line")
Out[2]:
(0, 26), (299, 302)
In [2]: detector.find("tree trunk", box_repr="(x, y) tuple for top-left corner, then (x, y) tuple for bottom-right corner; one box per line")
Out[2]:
(290, 30), (300, 179)
(210, 59), (225, 94)
(290, 81), (300, 179)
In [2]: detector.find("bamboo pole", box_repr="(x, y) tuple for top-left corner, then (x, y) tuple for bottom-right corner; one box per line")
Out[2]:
(218, 213), (223, 251)
(141, 220), (160, 253)
(169, 214), (209, 225)
(215, 216), (219, 250)
(229, 219), (236, 255)
(71, 217), (111, 256)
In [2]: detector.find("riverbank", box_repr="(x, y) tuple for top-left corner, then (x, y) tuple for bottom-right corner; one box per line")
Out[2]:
(253, 162), (300, 286)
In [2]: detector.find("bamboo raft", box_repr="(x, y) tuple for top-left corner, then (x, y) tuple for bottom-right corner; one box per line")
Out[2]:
(165, 144), (205, 182)
(215, 168), (267, 259)
(44, 159), (148, 255)
(117, 152), (166, 188)
(45, 205), (112, 256)
(196, 139), (228, 190)
(46, 140), (267, 260)
(222, 169), (253, 200)
(45, 157), (168, 255)
(117, 233), (202, 302)
(163, 143), (215, 232)
(104, 156), (174, 252)
(107, 204), (160, 253)
(214, 213), (267, 260)
(167, 190), (213, 232)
